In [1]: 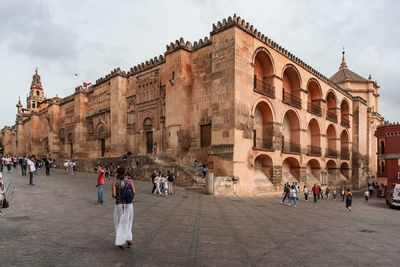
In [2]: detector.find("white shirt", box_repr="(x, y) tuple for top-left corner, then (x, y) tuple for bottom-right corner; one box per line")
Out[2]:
(27, 159), (36, 172)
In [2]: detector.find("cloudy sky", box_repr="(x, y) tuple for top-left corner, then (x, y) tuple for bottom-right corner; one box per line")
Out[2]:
(0, 0), (399, 128)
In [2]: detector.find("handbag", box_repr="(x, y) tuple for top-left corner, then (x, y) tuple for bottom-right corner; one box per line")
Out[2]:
(2, 198), (9, 209)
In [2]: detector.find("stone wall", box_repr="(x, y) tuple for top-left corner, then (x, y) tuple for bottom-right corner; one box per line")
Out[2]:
(55, 155), (198, 187)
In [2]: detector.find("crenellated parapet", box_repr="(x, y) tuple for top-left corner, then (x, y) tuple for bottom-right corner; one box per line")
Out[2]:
(165, 37), (193, 55)
(192, 36), (212, 51)
(95, 67), (127, 86)
(164, 36), (212, 55)
(127, 55), (165, 76)
(60, 93), (76, 105)
(211, 14), (354, 100)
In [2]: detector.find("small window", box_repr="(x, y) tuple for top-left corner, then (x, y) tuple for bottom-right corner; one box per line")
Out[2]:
(36, 90), (40, 96)
(380, 141), (385, 154)
(200, 124), (212, 147)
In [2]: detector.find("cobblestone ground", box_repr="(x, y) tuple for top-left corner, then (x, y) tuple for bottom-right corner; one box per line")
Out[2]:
(0, 168), (399, 267)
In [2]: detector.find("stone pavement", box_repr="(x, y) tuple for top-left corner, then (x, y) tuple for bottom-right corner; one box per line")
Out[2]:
(0, 168), (399, 267)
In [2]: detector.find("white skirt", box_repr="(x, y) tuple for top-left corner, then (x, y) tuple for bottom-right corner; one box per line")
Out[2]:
(114, 203), (134, 246)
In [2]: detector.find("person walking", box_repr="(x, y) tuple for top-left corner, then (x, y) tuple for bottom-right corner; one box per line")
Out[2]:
(21, 156), (27, 176)
(167, 170), (174, 195)
(27, 156), (36, 185)
(319, 185), (324, 199)
(151, 171), (157, 193)
(5, 157), (12, 172)
(281, 182), (290, 204)
(325, 186), (330, 200)
(345, 188), (353, 211)
(160, 174), (167, 195)
(332, 188), (337, 200)
(97, 165), (105, 204)
(201, 164), (208, 178)
(64, 161), (69, 174)
(368, 183), (374, 198)
(153, 172), (161, 195)
(303, 185), (310, 202)
(288, 184), (297, 207)
(112, 167), (135, 249)
(312, 184), (319, 203)
(341, 187), (346, 202)
(44, 157), (51, 176)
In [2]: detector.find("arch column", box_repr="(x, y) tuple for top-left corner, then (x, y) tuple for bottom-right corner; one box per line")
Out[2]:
(300, 167), (307, 184)
(272, 165), (282, 186)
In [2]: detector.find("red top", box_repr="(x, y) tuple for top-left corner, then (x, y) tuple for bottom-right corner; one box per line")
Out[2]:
(312, 185), (319, 194)
(97, 169), (105, 185)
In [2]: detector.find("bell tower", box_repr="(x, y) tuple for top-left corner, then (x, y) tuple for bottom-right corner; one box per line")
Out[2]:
(26, 69), (45, 110)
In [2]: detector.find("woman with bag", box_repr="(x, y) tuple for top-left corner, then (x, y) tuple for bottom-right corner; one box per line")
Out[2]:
(112, 167), (135, 249)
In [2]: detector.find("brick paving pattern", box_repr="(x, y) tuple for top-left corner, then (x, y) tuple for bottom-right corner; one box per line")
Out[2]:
(0, 168), (399, 266)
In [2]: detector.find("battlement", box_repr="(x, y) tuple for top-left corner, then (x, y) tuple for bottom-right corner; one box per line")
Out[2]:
(211, 14), (354, 100)
(95, 67), (127, 86)
(127, 55), (165, 76)
(59, 93), (75, 105)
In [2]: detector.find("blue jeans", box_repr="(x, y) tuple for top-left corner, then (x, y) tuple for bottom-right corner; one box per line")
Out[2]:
(29, 172), (34, 185)
(97, 184), (104, 203)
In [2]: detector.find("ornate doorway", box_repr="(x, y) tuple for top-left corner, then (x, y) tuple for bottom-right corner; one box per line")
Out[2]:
(143, 118), (154, 154)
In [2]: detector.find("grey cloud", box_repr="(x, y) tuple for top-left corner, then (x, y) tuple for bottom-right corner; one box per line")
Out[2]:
(0, 0), (399, 128)
(0, 0), (78, 61)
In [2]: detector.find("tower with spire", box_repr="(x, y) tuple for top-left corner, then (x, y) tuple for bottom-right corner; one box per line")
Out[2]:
(26, 69), (45, 111)
(330, 50), (380, 111)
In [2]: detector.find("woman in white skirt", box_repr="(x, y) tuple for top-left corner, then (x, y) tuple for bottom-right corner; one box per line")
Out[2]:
(112, 167), (135, 249)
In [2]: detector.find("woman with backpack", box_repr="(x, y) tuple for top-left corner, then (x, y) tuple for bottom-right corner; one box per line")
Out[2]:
(112, 167), (136, 249)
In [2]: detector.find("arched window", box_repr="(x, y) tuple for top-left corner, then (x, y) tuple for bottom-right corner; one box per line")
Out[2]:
(381, 161), (385, 174)
(282, 66), (301, 109)
(36, 90), (40, 96)
(326, 91), (338, 123)
(380, 141), (385, 154)
(253, 49), (275, 98)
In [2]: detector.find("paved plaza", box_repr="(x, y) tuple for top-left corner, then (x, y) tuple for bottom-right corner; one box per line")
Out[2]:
(0, 168), (399, 267)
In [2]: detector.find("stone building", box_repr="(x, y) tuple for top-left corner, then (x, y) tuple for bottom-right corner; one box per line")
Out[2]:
(375, 122), (400, 186)
(0, 15), (383, 195)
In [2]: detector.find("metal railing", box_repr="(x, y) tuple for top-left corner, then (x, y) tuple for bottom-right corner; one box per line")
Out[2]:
(253, 78), (275, 98)
(341, 117), (350, 128)
(340, 149), (350, 160)
(326, 148), (338, 158)
(282, 142), (301, 154)
(307, 145), (322, 156)
(307, 102), (322, 116)
(253, 138), (274, 151)
(326, 110), (338, 123)
(282, 90), (302, 109)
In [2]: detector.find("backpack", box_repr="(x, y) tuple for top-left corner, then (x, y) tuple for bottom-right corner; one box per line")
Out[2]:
(121, 180), (134, 204)
(168, 173), (174, 182)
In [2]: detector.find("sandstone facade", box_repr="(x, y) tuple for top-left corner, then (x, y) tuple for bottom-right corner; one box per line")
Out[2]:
(0, 15), (383, 195)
